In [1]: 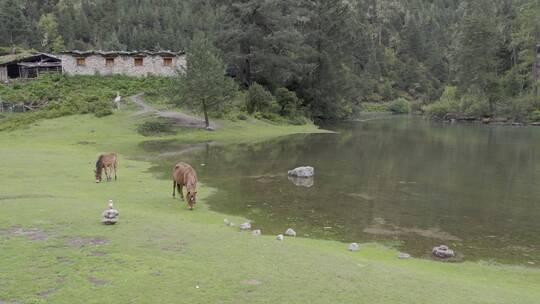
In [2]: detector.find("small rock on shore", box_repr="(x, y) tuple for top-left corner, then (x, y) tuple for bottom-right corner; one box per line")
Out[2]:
(432, 245), (455, 259)
(348, 243), (360, 252)
(285, 228), (296, 237)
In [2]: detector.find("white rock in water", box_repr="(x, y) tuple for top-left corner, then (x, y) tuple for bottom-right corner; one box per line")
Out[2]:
(285, 228), (296, 237)
(240, 222), (252, 231)
(348, 243), (360, 252)
(252, 229), (262, 236)
(398, 252), (411, 259)
(287, 166), (315, 178)
(276, 234), (284, 241)
(224, 219), (231, 226)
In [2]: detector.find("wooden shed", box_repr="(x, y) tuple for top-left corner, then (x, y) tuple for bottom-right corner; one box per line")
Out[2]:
(0, 53), (61, 81)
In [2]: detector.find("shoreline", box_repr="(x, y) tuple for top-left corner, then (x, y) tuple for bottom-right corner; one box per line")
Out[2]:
(0, 111), (538, 303)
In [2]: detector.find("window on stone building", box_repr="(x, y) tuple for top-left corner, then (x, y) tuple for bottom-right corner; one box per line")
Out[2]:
(134, 57), (144, 66)
(163, 57), (173, 66)
(105, 58), (115, 67)
(76, 57), (86, 66)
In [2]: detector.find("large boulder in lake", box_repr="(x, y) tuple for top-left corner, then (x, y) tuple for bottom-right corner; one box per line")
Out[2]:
(288, 166), (314, 178)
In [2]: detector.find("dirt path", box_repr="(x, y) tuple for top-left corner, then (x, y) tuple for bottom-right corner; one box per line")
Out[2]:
(129, 93), (219, 129)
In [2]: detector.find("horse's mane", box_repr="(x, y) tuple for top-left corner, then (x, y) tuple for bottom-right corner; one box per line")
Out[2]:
(95, 155), (104, 174)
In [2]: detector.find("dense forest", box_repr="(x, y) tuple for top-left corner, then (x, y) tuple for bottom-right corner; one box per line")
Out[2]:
(1, 0), (540, 121)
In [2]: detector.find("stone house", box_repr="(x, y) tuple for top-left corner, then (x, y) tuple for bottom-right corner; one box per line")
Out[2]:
(60, 51), (186, 77)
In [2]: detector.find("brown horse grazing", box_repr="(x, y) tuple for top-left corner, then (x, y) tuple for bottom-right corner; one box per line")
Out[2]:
(172, 162), (198, 210)
(95, 153), (118, 183)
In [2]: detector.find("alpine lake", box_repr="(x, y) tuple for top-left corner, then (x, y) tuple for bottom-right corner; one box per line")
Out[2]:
(143, 115), (540, 266)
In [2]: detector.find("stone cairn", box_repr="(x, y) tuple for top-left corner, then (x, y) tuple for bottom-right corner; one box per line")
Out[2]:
(102, 200), (119, 225)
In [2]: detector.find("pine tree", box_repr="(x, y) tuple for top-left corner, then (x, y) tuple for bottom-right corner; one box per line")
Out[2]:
(453, 0), (501, 112)
(177, 33), (237, 128)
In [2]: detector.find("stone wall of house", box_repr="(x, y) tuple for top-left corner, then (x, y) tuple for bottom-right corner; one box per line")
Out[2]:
(61, 54), (186, 77)
(0, 67), (7, 81)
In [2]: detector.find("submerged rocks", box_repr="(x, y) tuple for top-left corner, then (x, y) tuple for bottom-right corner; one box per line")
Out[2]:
(224, 219), (235, 227)
(276, 234), (284, 241)
(288, 176), (314, 188)
(348, 243), (360, 252)
(285, 228), (297, 237)
(101, 200), (119, 225)
(287, 166), (315, 178)
(432, 245), (455, 259)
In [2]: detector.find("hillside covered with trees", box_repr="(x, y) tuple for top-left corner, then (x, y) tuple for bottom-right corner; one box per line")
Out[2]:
(1, 0), (540, 121)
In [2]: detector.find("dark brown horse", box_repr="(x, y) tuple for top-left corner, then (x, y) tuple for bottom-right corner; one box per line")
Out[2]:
(95, 153), (118, 183)
(172, 162), (198, 210)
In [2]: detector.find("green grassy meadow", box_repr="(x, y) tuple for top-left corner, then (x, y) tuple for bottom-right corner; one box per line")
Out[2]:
(0, 111), (539, 303)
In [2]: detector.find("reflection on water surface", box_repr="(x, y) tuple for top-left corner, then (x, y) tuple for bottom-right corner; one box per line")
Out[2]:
(145, 116), (540, 265)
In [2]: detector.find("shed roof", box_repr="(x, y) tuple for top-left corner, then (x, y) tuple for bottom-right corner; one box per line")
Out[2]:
(0, 53), (60, 66)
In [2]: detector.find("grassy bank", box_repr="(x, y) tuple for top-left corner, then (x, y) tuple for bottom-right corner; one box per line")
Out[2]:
(0, 111), (538, 304)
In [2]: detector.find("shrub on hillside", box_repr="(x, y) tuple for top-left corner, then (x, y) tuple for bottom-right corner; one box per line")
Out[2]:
(389, 98), (410, 114)
(288, 115), (310, 125)
(498, 96), (534, 121)
(422, 86), (460, 118)
(246, 83), (274, 114)
(0, 74), (171, 129)
(275, 87), (299, 117)
(358, 102), (391, 113)
(93, 98), (114, 117)
(528, 110), (540, 122)
(460, 93), (490, 117)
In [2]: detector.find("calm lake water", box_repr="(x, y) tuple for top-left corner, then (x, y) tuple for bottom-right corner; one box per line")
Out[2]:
(145, 116), (540, 265)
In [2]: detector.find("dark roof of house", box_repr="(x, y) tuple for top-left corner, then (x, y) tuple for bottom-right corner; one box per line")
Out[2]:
(60, 50), (184, 57)
(0, 53), (60, 66)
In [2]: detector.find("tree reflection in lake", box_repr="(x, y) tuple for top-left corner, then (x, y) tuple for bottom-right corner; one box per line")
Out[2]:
(144, 117), (540, 265)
